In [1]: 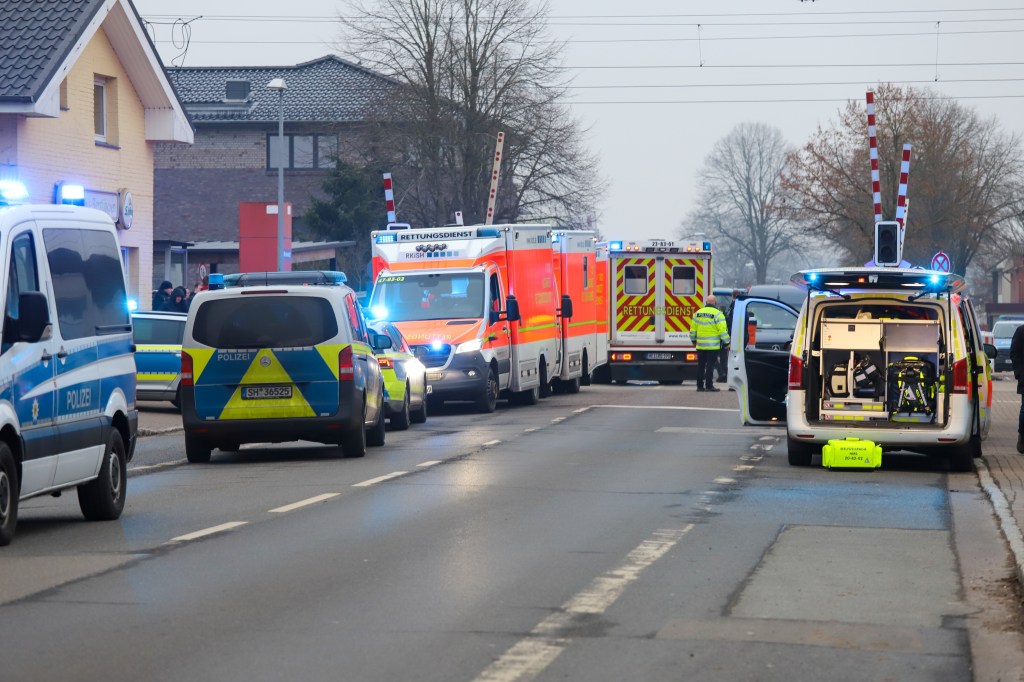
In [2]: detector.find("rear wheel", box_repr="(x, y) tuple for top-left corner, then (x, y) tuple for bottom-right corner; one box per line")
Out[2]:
(563, 376), (581, 394)
(391, 385), (411, 430)
(78, 430), (127, 521)
(580, 353), (592, 386)
(787, 437), (815, 467)
(539, 361), (552, 398)
(367, 398), (387, 447)
(0, 443), (18, 546)
(185, 436), (212, 463)
(476, 368), (498, 413)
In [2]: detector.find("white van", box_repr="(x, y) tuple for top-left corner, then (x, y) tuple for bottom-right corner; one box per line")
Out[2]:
(729, 267), (995, 472)
(0, 198), (138, 545)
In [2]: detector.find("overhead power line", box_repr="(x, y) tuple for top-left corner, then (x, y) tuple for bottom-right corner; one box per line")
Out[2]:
(568, 93), (1024, 105)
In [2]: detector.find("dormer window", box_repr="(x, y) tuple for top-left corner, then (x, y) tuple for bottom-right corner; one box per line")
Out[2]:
(225, 80), (250, 101)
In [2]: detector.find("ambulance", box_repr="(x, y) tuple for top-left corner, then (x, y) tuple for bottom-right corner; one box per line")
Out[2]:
(604, 238), (714, 384)
(369, 224), (606, 412)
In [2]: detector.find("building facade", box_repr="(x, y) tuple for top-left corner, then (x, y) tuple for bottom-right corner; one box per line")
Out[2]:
(0, 0), (192, 308)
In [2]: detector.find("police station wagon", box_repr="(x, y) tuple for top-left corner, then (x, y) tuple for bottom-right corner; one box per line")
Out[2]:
(179, 280), (389, 462)
(729, 268), (996, 472)
(0, 193), (138, 546)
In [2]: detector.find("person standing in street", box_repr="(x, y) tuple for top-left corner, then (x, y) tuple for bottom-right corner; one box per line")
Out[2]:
(692, 294), (730, 392)
(1011, 322), (1024, 453)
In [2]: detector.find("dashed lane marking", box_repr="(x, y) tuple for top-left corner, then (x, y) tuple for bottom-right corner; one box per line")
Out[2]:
(593, 404), (739, 413)
(483, 440), (502, 446)
(473, 526), (694, 682)
(732, 465), (754, 472)
(573, 407), (592, 414)
(168, 521), (248, 544)
(714, 477), (736, 485)
(417, 460), (442, 467)
(268, 493), (340, 514)
(353, 472), (407, 488)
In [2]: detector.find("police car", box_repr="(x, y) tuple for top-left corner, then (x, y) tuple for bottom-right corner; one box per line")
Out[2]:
(0, 183), (138, 545)
(179, 275), (388, 461)
(131, 310), (187, 407)
(729, 267), (996, 472)
(368, 320), (429, 429)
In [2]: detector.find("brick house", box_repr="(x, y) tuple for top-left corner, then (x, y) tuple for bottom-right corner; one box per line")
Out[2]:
(0, 0), (192, 307)
(153, 55), (398, 285)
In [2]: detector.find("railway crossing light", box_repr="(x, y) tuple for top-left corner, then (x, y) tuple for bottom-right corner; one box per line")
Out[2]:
(874, 221), (901, 267)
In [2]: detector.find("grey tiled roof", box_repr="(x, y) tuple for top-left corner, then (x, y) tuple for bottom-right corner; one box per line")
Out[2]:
(167, 56), (399, 124)
(0, 0), (105, 102)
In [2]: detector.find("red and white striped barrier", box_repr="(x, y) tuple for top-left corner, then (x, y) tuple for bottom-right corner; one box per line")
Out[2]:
(866, 90), (883, 224)
(895, 144), (911, 228)
(485, 132), (505, 226)
(383, 172), (397, 224)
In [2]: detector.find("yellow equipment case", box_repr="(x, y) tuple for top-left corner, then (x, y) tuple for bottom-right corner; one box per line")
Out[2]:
(821, 437), (882, 470)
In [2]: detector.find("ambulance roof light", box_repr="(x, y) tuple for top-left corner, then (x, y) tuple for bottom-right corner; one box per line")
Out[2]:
(375, 233), (397, 244)
(703, 241), (712, 251)
(476, 227), (501, 237)
(0, 180), (28, 205)
(610, 241), (623, 250)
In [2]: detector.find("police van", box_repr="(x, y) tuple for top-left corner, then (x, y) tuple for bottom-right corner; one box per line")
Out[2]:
(0, 187), (138, 546)
(729, 267), (996, 472)
(179, 276), (388, 461)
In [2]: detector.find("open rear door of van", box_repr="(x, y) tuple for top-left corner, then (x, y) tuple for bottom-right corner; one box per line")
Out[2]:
(728, 297), (799, 425)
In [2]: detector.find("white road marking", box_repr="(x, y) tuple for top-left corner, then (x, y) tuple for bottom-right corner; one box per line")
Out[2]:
(129, 459), (186, 473)
(353, 472), (407, 487)
(593, 404), (739, 413)
(759, 436), (775, 441)
(268, 493), (340, 514)
(573, 407), (592, 414)
(473, 526), (693, 682)
(523, 428), (540, 433)
(550, 417), (565, 423)
(740, 455), (763, 462)
(483, 439), (501, 446)
(417, 460), (442, 467)
(168, 521), (247, 543)
(714, 477), (736, 484)
(732, 465), (754, 472)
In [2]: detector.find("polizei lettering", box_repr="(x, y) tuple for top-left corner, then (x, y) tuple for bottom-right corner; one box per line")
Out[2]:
(398, 231), (473, 241)
(67, 387), (92, 410)
(217, 352), (252, 362)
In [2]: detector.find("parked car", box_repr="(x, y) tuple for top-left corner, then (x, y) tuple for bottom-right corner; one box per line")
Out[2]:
(992, 319), (1024, 373)
(744, 283), (805, 310)
(132, 310), (187, 407)
(729, 267), (996, 472)
(180, 278), (389, 462)
(368, 320), (429, 428)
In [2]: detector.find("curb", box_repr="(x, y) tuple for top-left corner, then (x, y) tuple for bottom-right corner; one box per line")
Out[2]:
(138, 426), (183, 438)
(977, 458), (1024, 587)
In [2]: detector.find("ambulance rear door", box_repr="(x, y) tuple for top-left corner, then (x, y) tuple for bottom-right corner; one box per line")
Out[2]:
(611, 255), (658, 346)
(728, 297), (798, 425)
(661, 255), (707, 347)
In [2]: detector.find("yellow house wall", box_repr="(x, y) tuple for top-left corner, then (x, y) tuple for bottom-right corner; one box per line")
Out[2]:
(14, 26), (154, 306)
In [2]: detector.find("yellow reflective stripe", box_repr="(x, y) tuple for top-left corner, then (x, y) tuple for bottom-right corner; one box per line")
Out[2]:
(218, 349), (315, 420)
(138, 373), (177, 381)
(136, 344), (182, 352)
(188, 347), (216, 380)
(315, 343), (346, 380)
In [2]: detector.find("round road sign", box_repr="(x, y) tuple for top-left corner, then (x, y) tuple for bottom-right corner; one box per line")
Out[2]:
(931, 251), (950, 273)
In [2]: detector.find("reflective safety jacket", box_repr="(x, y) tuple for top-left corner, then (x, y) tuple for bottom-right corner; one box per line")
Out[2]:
(691, 305), (729, 350)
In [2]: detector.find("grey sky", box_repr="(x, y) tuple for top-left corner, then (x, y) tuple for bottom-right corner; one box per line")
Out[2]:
(134, 0), (1024, 242)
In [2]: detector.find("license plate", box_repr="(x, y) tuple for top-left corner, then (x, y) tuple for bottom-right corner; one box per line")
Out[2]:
(242, 385), (293, 400)
(646, 352), (673, 360)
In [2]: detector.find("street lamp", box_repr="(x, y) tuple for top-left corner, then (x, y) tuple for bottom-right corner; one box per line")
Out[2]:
(267, 77), (287, 271)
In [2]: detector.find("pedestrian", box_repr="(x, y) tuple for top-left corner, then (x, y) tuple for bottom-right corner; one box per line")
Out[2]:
(152, 280), (173, 310)
(1012, 322), (1024, 453)
(692, 294), (730, 392)
(159, 286), (189, 313)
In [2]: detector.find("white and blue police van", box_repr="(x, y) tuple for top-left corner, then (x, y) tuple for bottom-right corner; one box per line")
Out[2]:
(0, 182), (138, 546)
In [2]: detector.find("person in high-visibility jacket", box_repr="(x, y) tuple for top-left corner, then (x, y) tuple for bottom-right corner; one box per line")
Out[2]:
(692, 294), (730, 392)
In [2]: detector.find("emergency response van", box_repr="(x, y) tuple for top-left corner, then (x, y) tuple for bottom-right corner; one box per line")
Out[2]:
(0, 196), (138, 546)
(604, 238), (713, 384)
(180, 281), (387, 461)
(728, 267), (996, 472)
(369, 224), (606, 411)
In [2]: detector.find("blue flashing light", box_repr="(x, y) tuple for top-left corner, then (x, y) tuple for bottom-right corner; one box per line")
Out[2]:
(610, 241), (623, 250)
(208, 272), (225, 290)
(703, 241), (712, 251)
(552, 233), (560, 244)
(807, 272), (819, 283)
(376, 233), (397, 244)
(0, 180), (28, 205)
(430, 340), (443, 351)
(59, 183), (85, 205)
(929, 274), (941, 285)
(370, 305), (388, 320)
(126, 298), (138, 312)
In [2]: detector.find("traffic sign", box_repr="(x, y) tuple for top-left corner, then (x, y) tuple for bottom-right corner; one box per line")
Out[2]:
(198, 263), (208, 280)
(931, 251), (950, 273)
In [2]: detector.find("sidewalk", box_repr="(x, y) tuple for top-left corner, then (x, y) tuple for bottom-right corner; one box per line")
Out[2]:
(978, 377), (1024, 583)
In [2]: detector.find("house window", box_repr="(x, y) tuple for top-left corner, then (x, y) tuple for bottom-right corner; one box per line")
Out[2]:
(267, 134), (338, 170)
(59, 78), (69, 110)
(225, 80), (250, 101)
(94, 78), (106, 141)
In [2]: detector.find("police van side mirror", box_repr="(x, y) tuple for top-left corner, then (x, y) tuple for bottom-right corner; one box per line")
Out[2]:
(558, 294), (573, 319)
(16, 292), (52, 343)
(504, 296), (521, 323)
(984, 343), (997, 360)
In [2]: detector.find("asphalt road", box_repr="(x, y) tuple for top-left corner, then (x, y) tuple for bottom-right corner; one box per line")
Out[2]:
(0, 383), (1017, 681)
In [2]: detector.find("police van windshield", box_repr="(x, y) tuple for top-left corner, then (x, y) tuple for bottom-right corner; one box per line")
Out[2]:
(192, 296), (338, 348)
(371, 273), (485, 321)
(133, 316), (185, 345)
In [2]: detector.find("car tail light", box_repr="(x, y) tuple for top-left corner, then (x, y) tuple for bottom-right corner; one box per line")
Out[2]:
(952, 357), (969, 395)
(181, 351), (193, 387)
(685, 353), (696, 361)
(611, 352), (633, 362)
(339, 346), (354, 380)
(788, 354), (804, 390)
(377, 356), (394, 369)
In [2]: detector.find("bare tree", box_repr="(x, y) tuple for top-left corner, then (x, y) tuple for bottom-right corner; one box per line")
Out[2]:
(338, 0), (603, 227)
(684, 122), (801, 285)
(784, 83), (1024, 274)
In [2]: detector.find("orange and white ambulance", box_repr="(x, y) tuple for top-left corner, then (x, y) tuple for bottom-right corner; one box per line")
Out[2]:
(552, 228), (609, 393)
(604, 238), (713, 384)
(369, 224), (606, 412)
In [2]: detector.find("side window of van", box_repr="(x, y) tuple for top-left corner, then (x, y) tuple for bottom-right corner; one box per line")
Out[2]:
(344, 294), (369, 345)
(2, 232), (41, 353)
(43, 228), (129, 339)
(489, 273), (502, 315)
